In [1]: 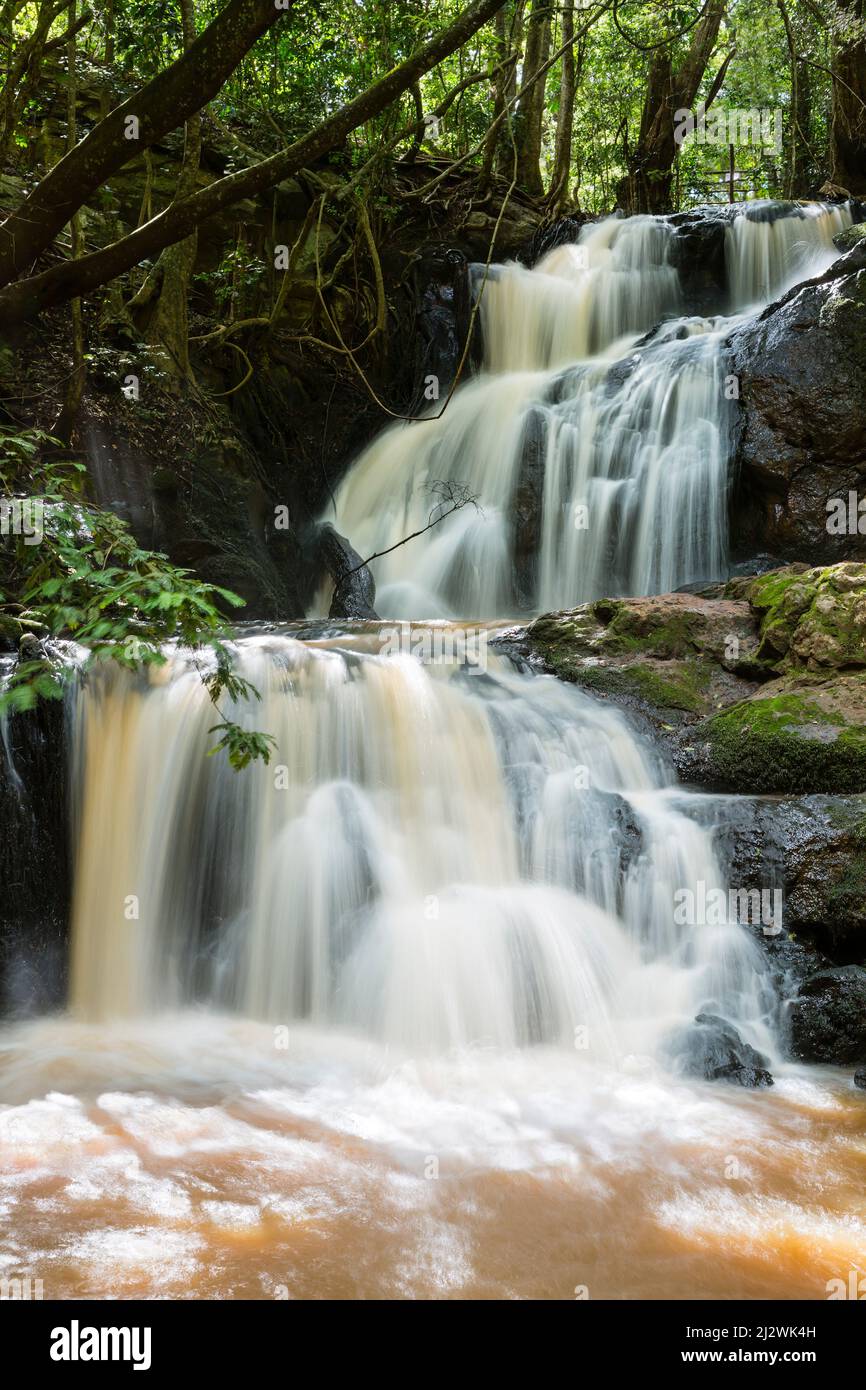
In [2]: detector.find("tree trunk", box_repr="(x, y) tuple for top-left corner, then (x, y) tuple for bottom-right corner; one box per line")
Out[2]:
(144, 0), (201, 384)
(617, 0), (727, 214)
(479, 6), (511, 188)
(831, 0), (866, 193)
(0, 0), (292, 287)
(547, 0), (577, 213)
(0, 0), (510, 323)
(53, 1), (86, 445)
(794, 58), (812, 194)
(0, 0), (89, 161)
(496, 0), (525, 176)
(104, 0), (115, 65)
(514, 0), (551, 195)
(777, 0), (812, 197)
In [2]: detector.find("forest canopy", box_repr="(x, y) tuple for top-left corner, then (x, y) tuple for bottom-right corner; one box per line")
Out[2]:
(1, 0), (864, 763)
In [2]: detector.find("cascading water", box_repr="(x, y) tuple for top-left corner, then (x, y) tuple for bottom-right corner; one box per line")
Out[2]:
(324, 201), (853, 619)
(3, 203), (864, 1302)
(725, 198), (853, 307)
(67, 635), (774, 1061)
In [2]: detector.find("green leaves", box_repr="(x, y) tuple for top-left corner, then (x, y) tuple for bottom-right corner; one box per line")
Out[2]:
(0, 659), (65, 712)
(207, 722), (278, 771)
(0, 429), (275, 771)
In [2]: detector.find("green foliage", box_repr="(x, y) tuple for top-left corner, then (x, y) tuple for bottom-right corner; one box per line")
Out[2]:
(0, 426), (273, 770)
(3, 0), (850, 225)
(207, 721), (277, 770)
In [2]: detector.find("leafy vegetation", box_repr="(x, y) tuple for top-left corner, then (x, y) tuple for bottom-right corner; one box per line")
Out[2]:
(0, 426), (274, 769)
(0, 0), (863, 766)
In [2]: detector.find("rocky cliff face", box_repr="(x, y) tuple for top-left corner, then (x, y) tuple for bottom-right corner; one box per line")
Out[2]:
(729, 233), (866, 565)
(0, 695), (70, 1015)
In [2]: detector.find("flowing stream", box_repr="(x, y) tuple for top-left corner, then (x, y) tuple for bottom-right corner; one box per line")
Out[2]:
(1, 202), (864, 1301)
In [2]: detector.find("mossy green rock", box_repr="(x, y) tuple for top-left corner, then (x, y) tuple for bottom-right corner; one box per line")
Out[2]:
(526, 564), (866, 795)
(678, 564), (866, 792)
(524, 593), (762, 725)
(745, 562), (866, 669)
(684, 680), (866, 793)
(833, 221), (866, 254)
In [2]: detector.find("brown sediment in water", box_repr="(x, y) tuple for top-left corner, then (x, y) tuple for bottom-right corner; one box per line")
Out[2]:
(1, 1016), (864, 1300)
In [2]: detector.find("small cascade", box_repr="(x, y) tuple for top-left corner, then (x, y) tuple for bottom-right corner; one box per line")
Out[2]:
(67, 635), (775, 1062)
(324, 200), (852, 619)
(478, 215), (681, 371)
(725, 199), (853, 307)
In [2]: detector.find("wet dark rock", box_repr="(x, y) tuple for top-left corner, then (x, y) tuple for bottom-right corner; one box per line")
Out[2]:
(527, 215), (591, 266)
(728, 244), (866, 564)
(407, 245), (475, 412)
(512, 407), (547, 609)
(0, 700), (70, 1016)
(666, 209), (729, 315)
(315, 523), (379, 620)
(786, 965), (866, 1064)
(714, 793), (866, 963)
(665, 1012), (774, 1088)
(854, 1066), (866, 1088)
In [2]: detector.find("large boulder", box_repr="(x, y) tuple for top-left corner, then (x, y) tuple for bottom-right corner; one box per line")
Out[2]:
(786, 965), (866, 1064)
(0, 699), (70, 1016)
(520, 590), (764, 729)
(665, 1012), (774, 1088)
(520, 562), (866, 794)
(716, 794), (866, 963)
(666, 208), (730, 315)
(728, 241), (866, 563)
(314, 523), (379, 620)
(512, 407), (547, 609)
(676, 564), (866, 793)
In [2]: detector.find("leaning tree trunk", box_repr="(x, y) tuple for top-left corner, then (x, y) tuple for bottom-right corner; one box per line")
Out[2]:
(514, 0), (551, 195)
(144, 0), (202, 384)
(617, 0), (727, 214)
(53, 1), (86, 446)
(831, 0), (866, 194)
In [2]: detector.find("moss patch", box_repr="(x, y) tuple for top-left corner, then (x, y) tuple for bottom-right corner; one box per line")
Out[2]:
(564, 659), (711, 714)
(745, 563), (866, 670)
(699, 691), (866, 793)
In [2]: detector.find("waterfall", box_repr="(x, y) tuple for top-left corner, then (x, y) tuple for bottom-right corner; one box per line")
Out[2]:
(67, 635), (774, 1061)
(478, 216), (681, 371)
(324, 201), (852, 619)
(5, 204), (862, 1303)
(725, 199), (853, 307)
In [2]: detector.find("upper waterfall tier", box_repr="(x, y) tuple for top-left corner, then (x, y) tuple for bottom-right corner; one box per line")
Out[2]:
(323, 201), (853, 620)
(478, 216), (682, 371)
